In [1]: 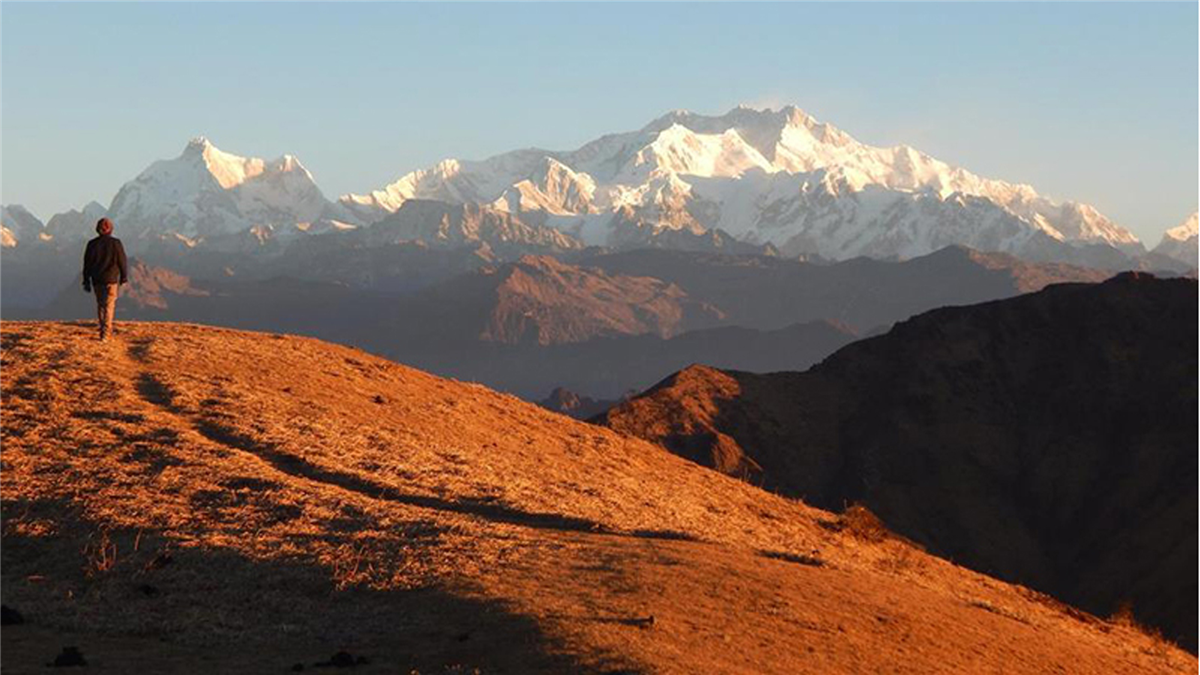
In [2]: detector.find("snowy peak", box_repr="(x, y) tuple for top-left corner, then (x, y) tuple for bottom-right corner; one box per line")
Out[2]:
(498, 157), (597, 215)
(641, 105), (817, 162)
(340, 151), (553, 221)
(621, 124), (773, 181)
(180, 137), (314, 189)
(103, 138), (340, 243)
(1164, 212), (1198, 242)
(197, 141), (258, 189)
(1152, 212), (1198, 268)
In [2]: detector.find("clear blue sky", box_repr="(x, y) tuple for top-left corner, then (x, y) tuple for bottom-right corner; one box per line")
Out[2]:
(3, 2), (1196, 243)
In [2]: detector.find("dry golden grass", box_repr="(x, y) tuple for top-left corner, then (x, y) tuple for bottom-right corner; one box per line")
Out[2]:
(1, 321), (1193, 673)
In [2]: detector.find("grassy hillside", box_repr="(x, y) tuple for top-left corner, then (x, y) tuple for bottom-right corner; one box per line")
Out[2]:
(1, 321), (1191, 673)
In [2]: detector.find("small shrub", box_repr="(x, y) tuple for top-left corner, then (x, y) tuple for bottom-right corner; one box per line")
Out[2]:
(876, 539), (925, 574)
(1110, 600), (1137, 625)
(823, 503), (889, 542)
(82, 528), (118, 576)
(1109, 600), (1166, 642)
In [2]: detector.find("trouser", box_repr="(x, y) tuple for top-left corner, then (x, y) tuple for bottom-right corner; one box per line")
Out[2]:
(94, 283), (119, 339)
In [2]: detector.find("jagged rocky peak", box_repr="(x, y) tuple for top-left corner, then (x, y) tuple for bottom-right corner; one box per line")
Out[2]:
(178, 136), (313, 187)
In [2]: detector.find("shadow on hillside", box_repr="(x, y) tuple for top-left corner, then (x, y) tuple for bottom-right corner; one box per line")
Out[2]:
(0, 497), (643, 674)
(192, 417), (694, 542)
(0, 329), (35, 353)
(124, 365), (693, 542)
(135, 373), (179, 412)
(127, 336), (154, 363)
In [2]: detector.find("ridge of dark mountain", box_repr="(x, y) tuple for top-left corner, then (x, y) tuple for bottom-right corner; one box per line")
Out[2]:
(36, 257), (849, 398)
(35, 259), (389, 350)
(401, 319), (859, 401)
(270, 236), (498, 293)
(20, 242), (1119, 331)
(1, 202), (776, 304)
(599, 272), (1199, 650)
(40, 254), (726, 349)
(578, 245), (1117, 333)
(23, 247), (1131, 400)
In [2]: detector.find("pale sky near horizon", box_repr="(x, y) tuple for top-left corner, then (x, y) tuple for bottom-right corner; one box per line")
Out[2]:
(2, 2), (1196, 244)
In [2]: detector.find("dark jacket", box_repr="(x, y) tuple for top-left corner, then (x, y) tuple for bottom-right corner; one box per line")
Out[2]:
(83, 235), (129, 286)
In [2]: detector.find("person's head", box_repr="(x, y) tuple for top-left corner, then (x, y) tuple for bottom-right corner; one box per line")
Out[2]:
(96, 218), (113, 236)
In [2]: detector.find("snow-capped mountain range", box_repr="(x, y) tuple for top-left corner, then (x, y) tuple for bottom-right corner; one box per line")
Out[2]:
(3, 105), (1193, 269)
(340, 105), (1143, 260)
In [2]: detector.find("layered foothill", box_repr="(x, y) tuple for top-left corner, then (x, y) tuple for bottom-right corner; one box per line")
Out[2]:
(22, 246), (1113, 400)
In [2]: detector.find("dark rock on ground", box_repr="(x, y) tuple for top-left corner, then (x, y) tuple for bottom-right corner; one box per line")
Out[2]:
(50, 646), (87, 667)
(314, 651), (368, 668)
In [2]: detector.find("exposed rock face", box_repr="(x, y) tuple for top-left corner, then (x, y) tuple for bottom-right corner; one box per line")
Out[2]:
(122, 260), (211, 309)
(600, 273), (1199, 649)
(485, 255), (724, 345)
(388, 254), (726, 347)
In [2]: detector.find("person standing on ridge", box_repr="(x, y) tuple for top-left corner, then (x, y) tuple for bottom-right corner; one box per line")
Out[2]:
(82, 217), (128, 341)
